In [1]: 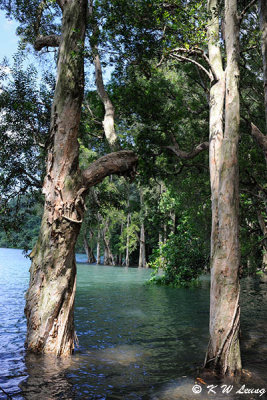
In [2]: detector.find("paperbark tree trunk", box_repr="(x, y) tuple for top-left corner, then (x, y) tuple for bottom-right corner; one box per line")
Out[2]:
(83, 231), (96, 264)
(205, 0), (242, 376)
(24, 0), (137, 355)
(25, 0), (88, 356)
(103, 219), (115, 265)
(138, 189), (146, 268)
(125, 212), (131, 267)
(138, 222), (146, 268)
(96, 213), (102, 264)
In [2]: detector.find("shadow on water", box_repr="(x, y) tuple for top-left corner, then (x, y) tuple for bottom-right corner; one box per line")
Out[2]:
(0, 249), (267, 399)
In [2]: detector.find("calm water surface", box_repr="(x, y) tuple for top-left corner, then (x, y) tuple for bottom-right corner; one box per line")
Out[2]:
(0, 248), (267, 399)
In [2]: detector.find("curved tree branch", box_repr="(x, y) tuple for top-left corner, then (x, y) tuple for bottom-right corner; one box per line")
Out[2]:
(34, 34), (61, 51)
(82, 150), (138, 188)
(88, 0), (118, 150)
(165, 134), (209, 160)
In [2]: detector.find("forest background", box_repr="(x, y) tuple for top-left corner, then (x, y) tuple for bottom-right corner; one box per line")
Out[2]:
(0, 0), (265, 286)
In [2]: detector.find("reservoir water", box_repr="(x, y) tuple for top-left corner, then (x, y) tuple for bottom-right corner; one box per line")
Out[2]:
(0, 248), (266, 399)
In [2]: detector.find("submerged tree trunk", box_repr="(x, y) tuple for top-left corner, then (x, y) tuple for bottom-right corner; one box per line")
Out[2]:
(138, 189), (146, 268)
(138, 222), (146, 268)
(205, 0), (242, 375)
(24, 0), (137, 353)
(96, 213), (102, 264)
(83, 231), (96, 264)
(25, 0), (88, 355)
(103, 219), (115, 265)
(125, 212), (131, 267)
(96, 230), (101, 264)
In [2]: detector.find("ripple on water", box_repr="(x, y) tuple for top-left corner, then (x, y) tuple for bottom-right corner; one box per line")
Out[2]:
(0, 251), (267, 399)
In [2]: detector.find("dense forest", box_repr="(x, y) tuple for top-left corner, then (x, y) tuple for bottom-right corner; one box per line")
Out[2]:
(0, 0), (266, 380)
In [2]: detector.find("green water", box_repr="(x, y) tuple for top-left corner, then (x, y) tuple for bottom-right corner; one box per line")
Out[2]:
(0, 249), (267, 399)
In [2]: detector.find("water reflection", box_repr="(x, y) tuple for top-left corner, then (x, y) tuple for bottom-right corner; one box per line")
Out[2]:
(20, 354), (74, 400)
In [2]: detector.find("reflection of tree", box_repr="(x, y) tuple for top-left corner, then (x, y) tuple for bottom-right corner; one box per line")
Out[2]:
(20, 354), (75, 399)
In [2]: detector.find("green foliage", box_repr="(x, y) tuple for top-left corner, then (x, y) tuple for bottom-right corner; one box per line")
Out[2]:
(0, 54), (52, 238)
(0, 195), (42, 251)
(149, 226), (205, 287)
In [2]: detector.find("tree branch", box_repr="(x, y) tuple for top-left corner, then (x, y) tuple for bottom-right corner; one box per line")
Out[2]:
(166, 46), (219, 81)
(82, 150), (138, 188)
(165, 134), (209, 160)
(170, 54), (213, 80)
(56, 0), (64, 10)
(34, 35), (61, 51)
(88, 0), (118, 150)
(251, 123), (267, 162)
(239, 0), (258, 23)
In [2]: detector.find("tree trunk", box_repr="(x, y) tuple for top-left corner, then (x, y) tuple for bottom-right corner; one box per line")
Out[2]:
(96, 213), (101, 264)
(125, 212), (131, 267)
(205, 0), (242, 376)
(103, 219), (115, 265)
(24, 0), (138, 355)
(138, 188), (146, 268)
(138, 222), (146, 268)
(170, 211), (176, 234)
(96, 230), (101, 264)
(25, 0), (88, 355)
(83, 231), (96, 264)
(257, 210), (267, 271)
(259, 0), (267, 130)
(118, 222), (124, 265)
(250, 1), (267, 160)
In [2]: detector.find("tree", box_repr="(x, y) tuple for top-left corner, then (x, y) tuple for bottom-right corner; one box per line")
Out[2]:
(0, 0), (138, 355)
(203, 0), (244, 376)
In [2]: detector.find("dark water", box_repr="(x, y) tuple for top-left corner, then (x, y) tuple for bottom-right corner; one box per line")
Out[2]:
(0, 248), (267, 400)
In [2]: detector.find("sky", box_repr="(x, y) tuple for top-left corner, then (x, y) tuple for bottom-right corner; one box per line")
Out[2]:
(0, 11), (19, 62)
(0, 9), (112, 85)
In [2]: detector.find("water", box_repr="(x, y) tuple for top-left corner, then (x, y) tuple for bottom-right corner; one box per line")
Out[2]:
(0, 248), (267, 399)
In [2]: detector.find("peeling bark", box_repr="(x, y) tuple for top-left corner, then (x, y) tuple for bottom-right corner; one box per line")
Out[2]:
(205, 0), (242, 376)
(25, 0), (88, 356)
(25, 0), (137, 356)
